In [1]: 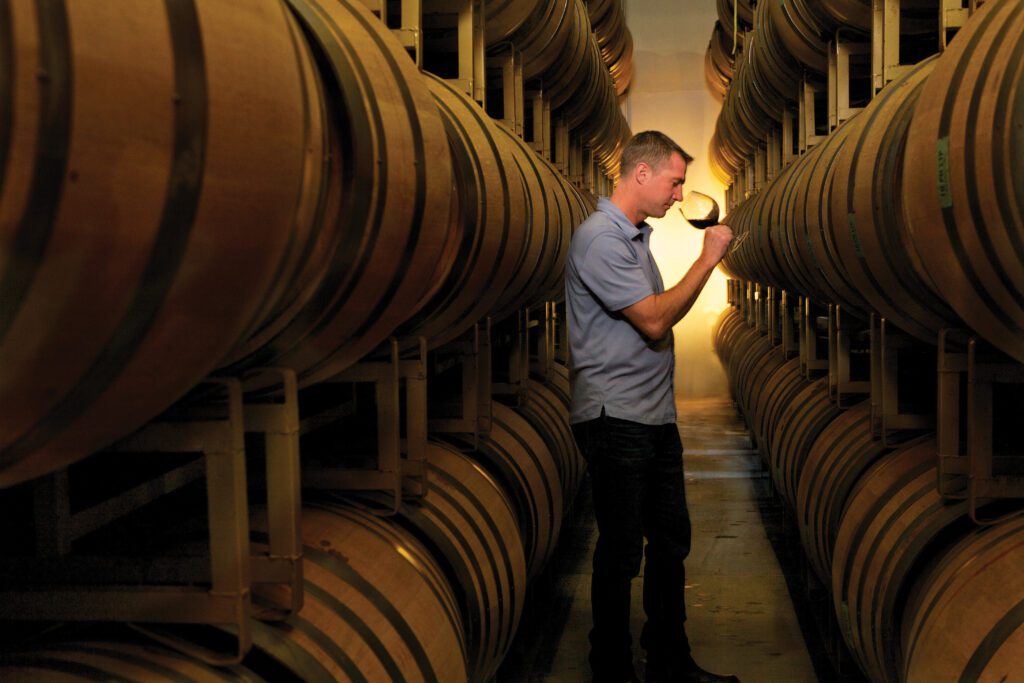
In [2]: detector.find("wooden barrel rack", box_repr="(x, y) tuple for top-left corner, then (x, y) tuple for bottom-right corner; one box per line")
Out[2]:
(713, 2), (1024, 679)
(0, 0), (632, 679)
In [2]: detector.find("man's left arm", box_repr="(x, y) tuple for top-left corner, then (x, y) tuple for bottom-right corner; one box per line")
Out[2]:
(620, 224), (733, 341)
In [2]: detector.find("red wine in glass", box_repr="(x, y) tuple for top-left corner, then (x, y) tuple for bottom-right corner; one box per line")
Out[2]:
(679, 191), (720, 229)
(686, 217), (718, 229)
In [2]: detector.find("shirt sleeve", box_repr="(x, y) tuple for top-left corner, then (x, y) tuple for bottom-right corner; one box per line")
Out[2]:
(578, 232), (655, 312)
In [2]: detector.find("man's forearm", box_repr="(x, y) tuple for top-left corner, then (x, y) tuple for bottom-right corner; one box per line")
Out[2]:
(665, 255), (720, 323)
(620, 224), (733, 341)
(621, 255), (719, 341)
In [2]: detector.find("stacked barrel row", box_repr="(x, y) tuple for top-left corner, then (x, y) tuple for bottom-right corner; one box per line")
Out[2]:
(585, 0), (634, 95)
(704, 0), (751, 102)
(723, 0), (1024, 361)
(0, 381), (585, 683)
(704, 21), (735, 101)
(0, 0), (606, 680)
(0, 372), (583, 683)
(487, 0), (632, 175)
(0, 0), (623, 487)
(712, 1), (1024, 680)
(708, 0), (871, 181)
(715, 302), (1024, 681)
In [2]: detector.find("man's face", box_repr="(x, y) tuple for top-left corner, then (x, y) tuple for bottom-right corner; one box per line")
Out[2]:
(639, 152), (687, 219)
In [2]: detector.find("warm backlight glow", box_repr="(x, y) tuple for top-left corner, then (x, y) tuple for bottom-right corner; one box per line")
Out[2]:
(621, 0), (731, 401)
(648, 189), (730, 401)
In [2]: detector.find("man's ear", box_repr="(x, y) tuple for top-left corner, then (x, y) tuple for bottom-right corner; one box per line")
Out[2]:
(635, 161), (650, 184)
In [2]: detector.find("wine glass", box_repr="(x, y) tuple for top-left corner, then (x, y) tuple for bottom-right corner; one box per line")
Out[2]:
(679, 191), (720, 229)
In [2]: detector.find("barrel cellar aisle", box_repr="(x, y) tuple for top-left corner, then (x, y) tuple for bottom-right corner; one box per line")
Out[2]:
(674, 397), (817, 682)
(2, 0), (1024, 681)
(496, 396), (820, 682)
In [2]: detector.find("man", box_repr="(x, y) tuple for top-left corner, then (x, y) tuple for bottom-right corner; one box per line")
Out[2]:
(565, 131), (738, 683)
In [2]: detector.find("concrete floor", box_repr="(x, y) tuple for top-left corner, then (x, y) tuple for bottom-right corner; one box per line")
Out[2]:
(498, 396), (819, 682)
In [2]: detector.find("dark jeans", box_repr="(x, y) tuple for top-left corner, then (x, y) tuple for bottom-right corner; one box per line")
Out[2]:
(572, 413), (692, 681)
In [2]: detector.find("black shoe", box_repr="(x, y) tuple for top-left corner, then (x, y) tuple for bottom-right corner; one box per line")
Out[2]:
(645, 656), (740, 683)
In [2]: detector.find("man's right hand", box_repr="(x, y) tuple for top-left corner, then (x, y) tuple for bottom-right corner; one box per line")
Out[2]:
(700, 224), (734, 266)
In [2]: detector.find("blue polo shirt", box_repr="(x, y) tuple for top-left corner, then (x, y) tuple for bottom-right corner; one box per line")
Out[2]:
(565, 197), (676, 425)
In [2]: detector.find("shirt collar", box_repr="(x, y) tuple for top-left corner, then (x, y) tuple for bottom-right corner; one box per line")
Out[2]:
(597, 196), (653, 243)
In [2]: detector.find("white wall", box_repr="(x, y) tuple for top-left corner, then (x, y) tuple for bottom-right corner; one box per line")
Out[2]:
(622, 0), (730, 400)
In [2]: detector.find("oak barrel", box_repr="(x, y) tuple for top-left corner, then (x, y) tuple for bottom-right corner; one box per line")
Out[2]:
(832, 437), (970, 683)
(519, 378), (585, 506)
(222, 0), (455, 383)
(901, 507), (1024, 681)
(827, 56), (960, 344)
(770, 379), (842, 507)
(253, 502), (469, 682)
(0, 502), (470, 682)
(465, 403), (564, 580)
(901, 0), (1024, 362)
(396, 73), (527, 348)
(0, 635), (264, 681)
(485, 0), (538, 45)
(796, 401), (891, 585)
(0, 0), (326, 487)
(350, 441), (526, 682)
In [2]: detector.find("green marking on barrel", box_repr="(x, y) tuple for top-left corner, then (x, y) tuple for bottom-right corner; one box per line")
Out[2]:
(805, 231), (822, 270)
(937, 136), (953, 209)
(840, 601), (853, 643)
(848, 213), (864, 259)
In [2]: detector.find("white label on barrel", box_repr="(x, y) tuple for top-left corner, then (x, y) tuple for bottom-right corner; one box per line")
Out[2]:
(936, 136), (953, 209)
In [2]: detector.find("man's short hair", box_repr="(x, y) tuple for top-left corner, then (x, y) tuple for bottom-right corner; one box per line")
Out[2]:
(619, 131), (693, 178)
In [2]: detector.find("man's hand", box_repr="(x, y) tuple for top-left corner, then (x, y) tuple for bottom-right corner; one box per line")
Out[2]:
(698, 224), (734, 267)
(621, 223), (736, 341)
